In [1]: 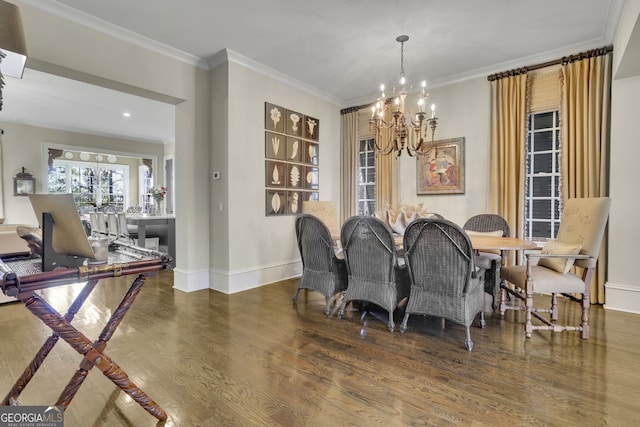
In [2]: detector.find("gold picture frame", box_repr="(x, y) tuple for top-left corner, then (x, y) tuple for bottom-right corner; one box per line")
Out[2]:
(416, 137), (465, 195)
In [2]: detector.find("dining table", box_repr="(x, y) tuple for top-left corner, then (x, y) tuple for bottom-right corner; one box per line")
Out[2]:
(467, 234), (538, 252)
(126, 214), (175, 268)
(331, 230), (537, 256)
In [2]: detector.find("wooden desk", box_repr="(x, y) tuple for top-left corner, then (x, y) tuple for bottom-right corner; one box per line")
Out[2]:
(0, 243), (171, 421)
(127, 214), (175, 268)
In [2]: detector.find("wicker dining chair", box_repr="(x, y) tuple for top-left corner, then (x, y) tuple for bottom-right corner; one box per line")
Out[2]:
(338, 216), (410, 332)
(401, 218), (486, 351)
(463, 213), (510, 310)
(500, 197), (611, 339)
(293, 214), (348, 315)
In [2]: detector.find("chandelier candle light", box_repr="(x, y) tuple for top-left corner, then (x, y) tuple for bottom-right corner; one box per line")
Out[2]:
(369, 35), (439, 157)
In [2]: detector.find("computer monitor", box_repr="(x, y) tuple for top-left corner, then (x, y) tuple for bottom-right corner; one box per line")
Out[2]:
(28, 193), (95, 260)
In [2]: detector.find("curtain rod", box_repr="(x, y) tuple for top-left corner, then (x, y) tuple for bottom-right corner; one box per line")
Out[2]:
(342, 45), (614, 114)
(487, 45), (613, 82)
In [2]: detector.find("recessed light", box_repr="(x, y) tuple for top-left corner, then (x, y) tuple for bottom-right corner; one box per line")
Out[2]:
(123, 112), (131, 118)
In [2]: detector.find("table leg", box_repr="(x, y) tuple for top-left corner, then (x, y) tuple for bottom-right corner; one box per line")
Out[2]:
(20, 275), (167, 421)
(137, 223), (147, 249)
(1, 280), (99, 405)
(167, 219), (175, 268)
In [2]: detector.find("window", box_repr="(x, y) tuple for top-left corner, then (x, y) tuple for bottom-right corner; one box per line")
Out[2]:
(524, 111), (561, 240)
(48, 160), (129, 210)
(357, 138), (376, 215)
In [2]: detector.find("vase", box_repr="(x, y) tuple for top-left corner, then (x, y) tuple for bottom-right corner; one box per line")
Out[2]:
(154, 200), (162, 216)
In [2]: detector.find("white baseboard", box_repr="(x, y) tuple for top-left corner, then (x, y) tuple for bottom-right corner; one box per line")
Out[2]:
(604, 282), (640, 314)
(173, 268), (210, 293)
(210, 260), (302, 294)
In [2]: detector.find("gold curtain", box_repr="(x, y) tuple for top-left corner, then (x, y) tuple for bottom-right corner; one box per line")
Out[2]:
(489, 73), (528, 247)
(375, 106), (397, 211)
(340, 110), (359, 224)
(561, 52), (611, 304)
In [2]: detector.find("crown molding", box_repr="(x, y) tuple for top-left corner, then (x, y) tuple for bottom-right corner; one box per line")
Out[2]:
(18, 0), (208, 70)
(209, 49), (343, 107)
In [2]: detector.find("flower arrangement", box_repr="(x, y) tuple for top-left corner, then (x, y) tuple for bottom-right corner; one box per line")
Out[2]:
(150, 185), (167, 203)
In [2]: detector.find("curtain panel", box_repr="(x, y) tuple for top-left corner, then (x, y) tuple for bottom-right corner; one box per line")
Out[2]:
(340, 110), (359, 224)
(489, 73), (528, 246)
(375, 105), (397, 211)
(561, 52), (612, 304)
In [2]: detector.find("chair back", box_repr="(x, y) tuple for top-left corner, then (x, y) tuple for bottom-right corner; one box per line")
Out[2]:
(340, 216), (398, 283)
(295, 214), (337, 272)
(463, 213), (510, 237)
(89, 212), (106, 235)
(404, 218), (476, 296)
(556, 197), (611, 268)
(302, 201), (338, 234)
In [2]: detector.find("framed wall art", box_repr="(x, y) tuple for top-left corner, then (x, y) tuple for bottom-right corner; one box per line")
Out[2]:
(265, 132), (285, 160)
(265, 103), (285, 133)
(265, 160), (285, 188)
(306, 142), (319, 165)
(416, 137), (465, 195)
(287, 163), (303, 189)
(284, 109), (303, 137)
(265, 102), (320, 216)
(304, 116), (319, 141)
(304, 167), (319, 190)
(286, 137), (302, 163)
(286, 191), (304, 215)
(266, 189), (286, 216)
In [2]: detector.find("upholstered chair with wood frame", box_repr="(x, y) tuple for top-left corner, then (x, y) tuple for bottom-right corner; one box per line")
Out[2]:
(293, 214), (348, 315)
(401, 218), (486, 351)
(500, 197), (611, 339)
(339, 215), (410, 332)
(463, 214), (511, 310)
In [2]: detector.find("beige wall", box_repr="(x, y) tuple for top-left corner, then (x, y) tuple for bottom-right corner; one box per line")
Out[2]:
(210, 60), (341, 293)
(397, 77), (491, 225)
(606, 0), (640, 313)
(14, 1), (211, 292)
(0, 121), (164, 224)
(4, 1), (637, 312)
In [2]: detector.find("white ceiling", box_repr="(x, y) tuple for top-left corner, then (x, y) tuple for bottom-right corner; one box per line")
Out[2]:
(0, 0), (625, 143)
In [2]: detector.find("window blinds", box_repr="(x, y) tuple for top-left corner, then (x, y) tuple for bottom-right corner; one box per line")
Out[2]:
(529, 69), (561, 113)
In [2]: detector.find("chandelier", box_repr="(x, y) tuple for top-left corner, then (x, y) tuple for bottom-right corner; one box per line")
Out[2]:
(369, 35), (438, 157)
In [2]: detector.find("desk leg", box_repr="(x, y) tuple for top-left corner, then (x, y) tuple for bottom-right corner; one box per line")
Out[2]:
(20, 275), (167, 421)
(1, 280), (99, 405)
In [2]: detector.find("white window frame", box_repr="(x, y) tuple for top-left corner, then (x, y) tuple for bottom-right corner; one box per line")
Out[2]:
(48, 159), (130, 208)
(524, 110), (561, 240)
(357, 138), (376, 215)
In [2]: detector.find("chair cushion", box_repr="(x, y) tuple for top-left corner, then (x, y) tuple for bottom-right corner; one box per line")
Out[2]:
(466, 230), (503, 255)
(501, 265), (586, 294)
(465, 230), (504, 238)
(477, 251), (502, 261)
(474, 254), (493, 270)
(538, 240), (582, 274)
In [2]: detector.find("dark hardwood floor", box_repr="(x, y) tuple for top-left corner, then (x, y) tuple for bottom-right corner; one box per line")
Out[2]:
(1, 271), (638, 426)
